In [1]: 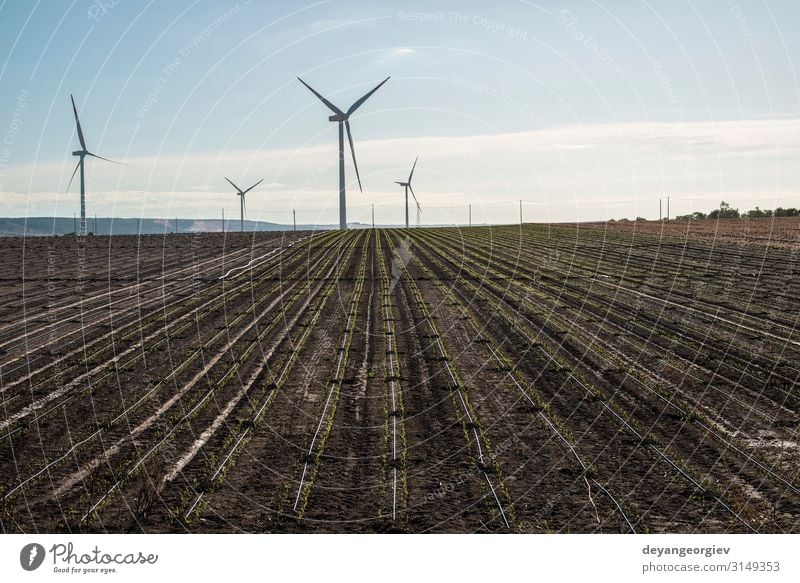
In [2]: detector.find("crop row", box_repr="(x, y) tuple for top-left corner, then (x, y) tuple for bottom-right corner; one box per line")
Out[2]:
(427, 227), (800, 428)
(0, 233), (339, 518)
(0, 232), (323, 390)
(383, 230), (514, 530)
(74, 234), (353, 529)
(402, 233), (637, 532)
(0, 233), (286, 359)
(407, 228), (766, 531)
(422, 228), (800, 494)
(375, 231), (408, 522)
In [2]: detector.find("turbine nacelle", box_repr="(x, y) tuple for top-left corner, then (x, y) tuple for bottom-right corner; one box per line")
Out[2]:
(224, 177), (263, 232)
(67, 94), (123, 235)
(298, 76), (389, 229)
(396, 157), (420, 229)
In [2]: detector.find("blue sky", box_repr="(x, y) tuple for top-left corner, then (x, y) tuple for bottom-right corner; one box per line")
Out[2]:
(1, 0), (799, 224)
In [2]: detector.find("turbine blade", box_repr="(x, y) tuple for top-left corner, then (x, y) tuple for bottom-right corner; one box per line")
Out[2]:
(66, 160), (81, 192)
(346, 76), (390, 116)
(408, 156), (418, 183)
(242, 194), (247, 217)
(242, 178), (263, 195)
(394, 181), (405, 186)
(409, 184), (420, 208)
(297, 77), (344, 115)
(345, 120), (362, 193)
(86, 152), (123, 165)
(70, 94), (86, 150)
(225, 177), (242, 193)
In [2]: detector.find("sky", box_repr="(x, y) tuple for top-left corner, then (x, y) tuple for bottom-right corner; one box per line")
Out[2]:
(0, 0), (799, 225)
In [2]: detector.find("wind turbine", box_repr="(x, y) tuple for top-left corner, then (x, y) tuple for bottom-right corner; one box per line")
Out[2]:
(395, 157), (420, 229)
(225, 177), (263, 232)
(67, 95), (122, 236)
(297, 76), (389, 230)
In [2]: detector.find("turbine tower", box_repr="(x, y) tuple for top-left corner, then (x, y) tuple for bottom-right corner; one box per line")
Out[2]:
(395, 157), (420, 229)
(67, 95), (121, 236)
(297, 76), (389, 230)
(225, 177), (263, 232)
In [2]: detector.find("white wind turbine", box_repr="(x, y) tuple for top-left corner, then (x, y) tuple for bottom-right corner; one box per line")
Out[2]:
(297, 76), (389, 230)
(395, 157), (420, 228)
(225, 177), (264, 232)
(67, 94), (122, 236)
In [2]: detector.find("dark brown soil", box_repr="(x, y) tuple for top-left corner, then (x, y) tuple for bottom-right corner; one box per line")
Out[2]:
(1, 226), (798, 533)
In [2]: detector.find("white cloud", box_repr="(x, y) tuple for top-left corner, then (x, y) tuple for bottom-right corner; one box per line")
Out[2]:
(3, 117), (800, 222)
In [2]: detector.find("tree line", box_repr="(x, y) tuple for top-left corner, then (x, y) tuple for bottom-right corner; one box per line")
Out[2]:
(674, 201), (800, 220)
(614, 201), (799, 222)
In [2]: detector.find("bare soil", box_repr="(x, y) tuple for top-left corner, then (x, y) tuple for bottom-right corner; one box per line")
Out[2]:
(1, 225), (798, 533)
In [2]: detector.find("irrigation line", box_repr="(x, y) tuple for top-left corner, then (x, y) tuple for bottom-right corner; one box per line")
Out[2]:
(183, 239), (358, 520)
(57, 243), (340, 518)
(217, 234), (314, 280)
(424, 228), (800, 497)
(0, 236), (266, 343)
(377, 232), (402, 520)
(0, 234), (295, 379)
(293, 231), (369, 515)
(484, 227), (800, 348)
(412, 229), (759, 532)
(410, 239), (636, 532)
(0, 235), (328, 441)
(389, 231), (511, 530)
(83, 262), (333, 520)
(1, 233), (333, 407)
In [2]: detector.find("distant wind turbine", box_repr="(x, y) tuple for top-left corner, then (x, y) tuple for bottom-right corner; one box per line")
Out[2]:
(297, 76), (389, 230)
(395, 157), (420, 229)
(67, 94), (122, 236)
(225, 177), (263, 232)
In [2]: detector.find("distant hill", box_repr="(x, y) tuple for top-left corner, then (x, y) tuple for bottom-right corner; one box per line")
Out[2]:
(0, 217), (325, 236)
(0, 217), (473, 236)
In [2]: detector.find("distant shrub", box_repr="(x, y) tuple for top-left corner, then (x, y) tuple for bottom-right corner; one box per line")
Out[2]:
(708, 201), (739, 219)
(746, 207), (772, 218)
